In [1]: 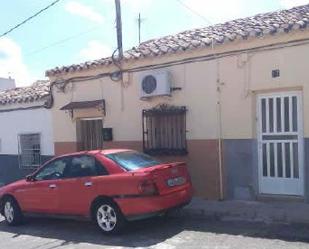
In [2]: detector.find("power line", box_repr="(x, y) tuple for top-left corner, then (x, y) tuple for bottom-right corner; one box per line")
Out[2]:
(0, 0), (62, 38)
(175, 0), (212, 25)
(25, 26), (101, 57)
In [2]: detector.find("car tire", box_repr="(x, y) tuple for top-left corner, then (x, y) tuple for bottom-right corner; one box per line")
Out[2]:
(94, 200), (126, 234)
(3, 197), (23, 226)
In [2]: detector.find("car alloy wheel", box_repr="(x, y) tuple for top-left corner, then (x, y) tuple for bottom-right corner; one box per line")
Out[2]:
(3, 198), (23, 226)
(97, 204), (118, 232)
(94, 200), (125, 234)
(4, 201), (14, 223)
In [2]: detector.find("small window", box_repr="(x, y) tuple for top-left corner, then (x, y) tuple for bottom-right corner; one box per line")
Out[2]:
(142, 104), (187, 155)
(18, 133), (41, 169)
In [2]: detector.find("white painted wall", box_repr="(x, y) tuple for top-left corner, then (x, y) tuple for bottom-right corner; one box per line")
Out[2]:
(0, 106), (54, 155)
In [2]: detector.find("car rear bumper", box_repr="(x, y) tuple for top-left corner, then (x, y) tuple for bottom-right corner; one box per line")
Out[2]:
(115, 186), (193, 219)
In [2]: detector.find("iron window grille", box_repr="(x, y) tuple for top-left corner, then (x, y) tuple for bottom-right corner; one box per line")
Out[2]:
(18, 133), (41, 169)
(142, 104), (188, 156)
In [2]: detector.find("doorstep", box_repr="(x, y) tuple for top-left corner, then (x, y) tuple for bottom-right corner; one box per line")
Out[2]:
(181, 197), (309, 225)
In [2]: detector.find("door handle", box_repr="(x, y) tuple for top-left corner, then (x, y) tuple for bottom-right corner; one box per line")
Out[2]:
(84, 182), (93, 187)
(49, 184), (57, 189)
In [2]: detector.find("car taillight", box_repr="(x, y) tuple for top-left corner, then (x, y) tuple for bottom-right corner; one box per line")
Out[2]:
(138, 179), (158, 196)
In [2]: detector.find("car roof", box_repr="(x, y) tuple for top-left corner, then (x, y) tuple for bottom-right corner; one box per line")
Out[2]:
(100, 149), (135, 155)
(53, 149), (135, 159)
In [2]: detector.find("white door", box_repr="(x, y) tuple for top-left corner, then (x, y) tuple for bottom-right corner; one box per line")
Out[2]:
(257, 92), (304, 196)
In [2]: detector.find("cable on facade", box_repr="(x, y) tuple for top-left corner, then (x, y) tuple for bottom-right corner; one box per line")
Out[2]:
(50, 36), (309, 89)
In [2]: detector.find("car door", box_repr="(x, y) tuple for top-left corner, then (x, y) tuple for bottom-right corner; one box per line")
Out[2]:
(57, 154), (108, 216)
(15, 157), (69, 214)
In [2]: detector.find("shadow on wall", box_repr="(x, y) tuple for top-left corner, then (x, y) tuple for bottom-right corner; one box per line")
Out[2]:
(0, 155), (52, 186)
(224, 139), (258, 201)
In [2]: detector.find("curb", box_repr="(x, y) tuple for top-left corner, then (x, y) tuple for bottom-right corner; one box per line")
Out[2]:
(179, 198), (309, 225)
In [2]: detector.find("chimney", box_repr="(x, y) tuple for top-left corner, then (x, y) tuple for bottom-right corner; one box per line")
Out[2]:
(0, 77), (16, 91)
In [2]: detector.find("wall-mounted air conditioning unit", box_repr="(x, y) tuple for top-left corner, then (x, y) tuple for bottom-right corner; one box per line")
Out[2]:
(140, 70), (171, 99)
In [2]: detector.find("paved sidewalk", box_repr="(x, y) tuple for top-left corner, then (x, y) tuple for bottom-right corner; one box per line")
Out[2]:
(182, 198), (309, 225)
(2, 214), (309, 249)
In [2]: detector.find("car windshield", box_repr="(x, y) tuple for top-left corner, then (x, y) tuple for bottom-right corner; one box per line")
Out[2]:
(105, 151), (160, 171)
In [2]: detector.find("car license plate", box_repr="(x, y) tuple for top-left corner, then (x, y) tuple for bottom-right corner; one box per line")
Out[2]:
(167, 177), (186, 187)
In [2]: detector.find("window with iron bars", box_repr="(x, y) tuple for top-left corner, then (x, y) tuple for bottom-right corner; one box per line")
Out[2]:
(142, 104), (188, 156)
(18, 134), (41, 169)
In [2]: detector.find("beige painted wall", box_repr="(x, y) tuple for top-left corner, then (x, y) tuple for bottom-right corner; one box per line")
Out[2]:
(51, 60), (219, 142)
(49, 29), (309, 142)
(219, 38), (309, 138)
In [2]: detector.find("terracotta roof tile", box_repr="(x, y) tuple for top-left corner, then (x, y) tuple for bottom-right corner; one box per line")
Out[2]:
(0, 80), (50, 106)
(46, 4), (309, 76)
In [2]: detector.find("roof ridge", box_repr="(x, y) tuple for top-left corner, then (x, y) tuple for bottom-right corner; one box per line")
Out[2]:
(46, 3), (309, 76)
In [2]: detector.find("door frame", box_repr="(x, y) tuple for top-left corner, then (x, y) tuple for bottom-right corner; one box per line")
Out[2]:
(256, 90), (305, 196)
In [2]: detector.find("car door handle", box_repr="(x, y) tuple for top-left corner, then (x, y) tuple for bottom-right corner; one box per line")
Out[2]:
(49, 184), (57, 189)
(84, 182), (93, 187)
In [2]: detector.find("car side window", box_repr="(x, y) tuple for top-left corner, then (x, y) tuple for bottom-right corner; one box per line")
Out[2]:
(66, 155), (108, 178)
(35, 158), (69, 181)
(96, 159), (109, 176)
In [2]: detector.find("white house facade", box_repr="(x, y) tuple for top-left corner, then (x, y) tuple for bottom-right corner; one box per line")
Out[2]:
(0, 80), (54, 186)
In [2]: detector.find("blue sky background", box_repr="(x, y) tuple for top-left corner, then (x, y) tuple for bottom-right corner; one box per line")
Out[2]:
(0, 0), (308, 86)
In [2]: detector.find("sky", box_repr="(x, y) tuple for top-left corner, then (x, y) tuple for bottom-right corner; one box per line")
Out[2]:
(0, 0), (308, 86)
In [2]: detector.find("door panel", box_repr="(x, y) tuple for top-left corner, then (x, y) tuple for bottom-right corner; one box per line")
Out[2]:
(15, 180), (59, 213)
(79, 119), (103, 150)
(57, 177), (97, 215)
(17, 156), (71, 213)
(57, 155), (107, 216)
(258, 92), (304, 196)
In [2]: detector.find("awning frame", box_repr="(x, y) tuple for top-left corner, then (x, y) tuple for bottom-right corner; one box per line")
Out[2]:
(60, 99), (105, 119)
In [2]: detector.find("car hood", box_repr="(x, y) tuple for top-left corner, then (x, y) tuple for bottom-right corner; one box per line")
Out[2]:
(9, 179), (27, 187)
(0, 179), (27, 193)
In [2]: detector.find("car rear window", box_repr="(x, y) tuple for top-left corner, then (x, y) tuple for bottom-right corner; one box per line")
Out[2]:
(105, 151), (160, 171)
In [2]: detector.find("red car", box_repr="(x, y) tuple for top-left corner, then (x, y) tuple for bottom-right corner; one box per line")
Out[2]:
(0, 149), (192, 234)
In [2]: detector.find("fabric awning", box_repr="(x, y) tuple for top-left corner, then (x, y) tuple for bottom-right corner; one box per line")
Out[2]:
(60, 99), (105, 111)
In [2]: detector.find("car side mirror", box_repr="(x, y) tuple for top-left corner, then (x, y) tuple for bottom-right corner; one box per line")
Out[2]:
(26, 175), (35, 182)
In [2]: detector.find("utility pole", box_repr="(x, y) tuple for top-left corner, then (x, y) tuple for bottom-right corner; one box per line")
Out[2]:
(114, 0), (125, 112)
(137, 13), (146, 44)
(115, 0), (123, 60)
(138, 13), (141, 44)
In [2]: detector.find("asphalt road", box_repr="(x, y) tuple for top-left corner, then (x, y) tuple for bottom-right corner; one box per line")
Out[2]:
(1, 215), (309, 249)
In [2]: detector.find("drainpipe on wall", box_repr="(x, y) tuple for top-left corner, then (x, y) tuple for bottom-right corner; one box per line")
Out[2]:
(212, 38), (224, 201)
